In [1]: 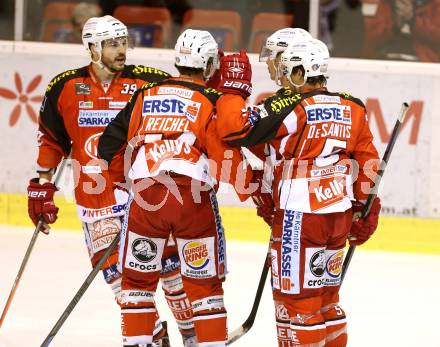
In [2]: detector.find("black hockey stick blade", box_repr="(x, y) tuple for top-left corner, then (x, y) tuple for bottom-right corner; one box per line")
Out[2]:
(40, 232), (120, 346)
(227, 261), (270, 345)
(341, 102), (409, 284)
(0, 159), (68, 329)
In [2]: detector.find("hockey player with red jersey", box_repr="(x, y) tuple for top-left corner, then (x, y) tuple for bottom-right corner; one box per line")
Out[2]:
(98, 29), (254, 347)
(215, 39), (381, 346)
(26, 15), (196, 346)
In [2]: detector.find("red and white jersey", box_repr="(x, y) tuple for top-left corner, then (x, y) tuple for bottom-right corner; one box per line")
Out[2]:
(37, 64), (170, 222)
(98, 78), (252, 201)
(217, 88), (380, 213)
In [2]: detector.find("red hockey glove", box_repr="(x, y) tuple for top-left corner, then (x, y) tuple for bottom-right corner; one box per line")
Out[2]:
(27, 178), (59, 234)
(215, 49), (253, 99)
(349, 197), (381, 246)
(251, 170), (274, 226)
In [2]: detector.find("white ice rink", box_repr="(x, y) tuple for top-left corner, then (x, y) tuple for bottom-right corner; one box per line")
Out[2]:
(1, 226), (439, 347)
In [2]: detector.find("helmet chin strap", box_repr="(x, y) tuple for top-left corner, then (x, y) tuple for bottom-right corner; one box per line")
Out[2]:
(287, 72), (307, 89)
(92, 51), (117, 75)
(272, 61), (283, 87)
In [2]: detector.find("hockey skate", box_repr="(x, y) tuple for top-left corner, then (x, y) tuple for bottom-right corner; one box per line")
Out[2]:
(182, 335), (198, 347)
(152, 321), (171, 347)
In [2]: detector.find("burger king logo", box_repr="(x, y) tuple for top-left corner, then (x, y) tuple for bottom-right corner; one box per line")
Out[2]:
(183, 241), (209, 270)
(326, 250), (344, 278)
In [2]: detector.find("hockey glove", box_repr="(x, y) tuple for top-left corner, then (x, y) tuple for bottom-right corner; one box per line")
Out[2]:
(27, 178), (59, 234)
(215, 49), (253, 99)
(348, 197), (381, 246)
(251, 170), (274, 226)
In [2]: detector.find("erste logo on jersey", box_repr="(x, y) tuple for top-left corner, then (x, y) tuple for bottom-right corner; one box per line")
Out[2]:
(78, 110), (119, 127)
(305, 104), (352, 125)
(142, 95), (201, 122)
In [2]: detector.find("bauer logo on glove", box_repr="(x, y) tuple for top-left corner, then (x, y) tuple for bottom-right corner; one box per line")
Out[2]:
(223, 80), (252, 95)
(27, 178), (59, 233)
(213, 49), (253, 99)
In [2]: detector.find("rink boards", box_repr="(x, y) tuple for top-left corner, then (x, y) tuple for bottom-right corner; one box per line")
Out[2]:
(1, 41), (440, 218)
(1, 192), (439, 255)
(1, 41), (440, 256)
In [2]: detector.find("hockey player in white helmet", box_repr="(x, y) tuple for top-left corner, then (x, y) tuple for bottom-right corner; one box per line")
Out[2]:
(27, 15), (199, 347)
(98, 28), (255, 347)
(259, 27), (312, 85)
(216, 37), (381, 347)
(81, 15), (133, 74)
(278, 38), (330, 90)
(174, 28), (220, 80)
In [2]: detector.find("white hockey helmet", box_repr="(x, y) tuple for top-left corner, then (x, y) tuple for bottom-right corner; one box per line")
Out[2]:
(259, 28), (312, 62)
(279, 38), (330, 87)
(175, 29), (219, 78)
(82, 15), (128, 53)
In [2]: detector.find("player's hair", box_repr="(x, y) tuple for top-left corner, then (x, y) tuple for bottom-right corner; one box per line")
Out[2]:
(175, 64), (204, 76)
(291, 66), (327, 86)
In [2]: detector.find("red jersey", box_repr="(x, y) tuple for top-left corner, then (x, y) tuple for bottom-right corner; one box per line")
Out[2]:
(37, 64), (170, 222)
(98, 77), (252, 201)
(217, 88), (380, 213)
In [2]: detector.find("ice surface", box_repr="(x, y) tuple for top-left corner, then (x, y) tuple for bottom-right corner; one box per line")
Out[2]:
(0, 226), (439, 347)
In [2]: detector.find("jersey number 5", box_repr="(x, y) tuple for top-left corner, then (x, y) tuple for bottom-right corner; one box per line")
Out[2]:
(315, 138), (347, 167)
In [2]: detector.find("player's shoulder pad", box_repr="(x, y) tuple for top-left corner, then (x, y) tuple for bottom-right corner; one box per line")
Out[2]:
(139, 81), (159, 91)
(337, 92), (365, 108)
(202, 87), (223, 105)
(45, 66), (88, 94)
(125, 64), (171, 82)
(126, 81), (158, 105)
(264, 87), (303, 115)
(156, 79), (223, 105)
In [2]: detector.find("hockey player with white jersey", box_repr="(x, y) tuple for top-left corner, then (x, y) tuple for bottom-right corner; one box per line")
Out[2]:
(26, 15), (196, 346)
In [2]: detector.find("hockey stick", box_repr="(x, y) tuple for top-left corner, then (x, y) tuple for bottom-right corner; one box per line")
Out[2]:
(40, 231), (120, 347)
(0, 158), (68, 329)
(341, 102), (409, 284)
(227, 162), (277, 344)
(227, 248), (270, 345)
